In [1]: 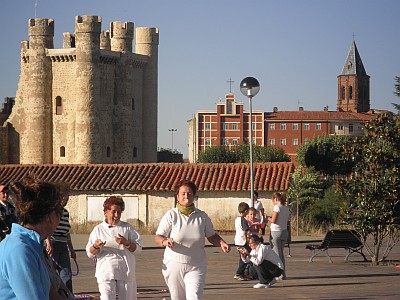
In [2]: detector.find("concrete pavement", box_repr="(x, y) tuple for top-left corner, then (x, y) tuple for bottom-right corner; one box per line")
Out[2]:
(71, 235), (400, 299)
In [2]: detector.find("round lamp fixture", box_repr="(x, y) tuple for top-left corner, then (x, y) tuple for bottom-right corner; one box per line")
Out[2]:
(240, 77), (260, 98)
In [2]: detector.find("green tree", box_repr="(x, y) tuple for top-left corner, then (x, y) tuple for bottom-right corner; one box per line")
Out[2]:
(296, 135), (354, 175)
(197, 146), (239, 163)
(197, 144), (290, 163)
(338, 113), (400, 265)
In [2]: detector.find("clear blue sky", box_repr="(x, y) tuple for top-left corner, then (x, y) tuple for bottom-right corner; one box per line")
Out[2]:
(1, 0), (399, 159)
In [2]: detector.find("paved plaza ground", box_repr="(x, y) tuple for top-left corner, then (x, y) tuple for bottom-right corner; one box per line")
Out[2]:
(71, 235), (400, 299)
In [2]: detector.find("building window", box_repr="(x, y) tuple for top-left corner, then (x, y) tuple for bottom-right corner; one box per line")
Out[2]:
(349, 86), (353, 99)
(60, 146), (65, 157)
(205, 123), (211, 130)
(252, 123), (256, 131)
(106, 146), (111, 157)
(316, 123), (321, 130)
(280, 123), (286, 130)
(292, 138), (298, 145)
(269, 138), (275, 145)
(304, 138), (309, 143)
(232, 123), (238, 130)
(232, 139), (238, 145)
(222, 138), (229, 146)
(280, 138), (286, 146)
(133, 147), (137, 158)
(349, 124), (354, 133)
(292, 123), (298, 130)
(341, 86), (345, 100)
(337, 124), (344, 131)
(304, 123), (310, 130)
(205, 138), (211, 146)
(269, 123), (275, 130)
(56, 96), (63, 115)
(222, 123), (229, 131)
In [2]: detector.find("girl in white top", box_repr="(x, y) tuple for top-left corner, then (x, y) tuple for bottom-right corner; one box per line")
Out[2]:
(267, 192), (290, 279)
(239, 235), (283, 288)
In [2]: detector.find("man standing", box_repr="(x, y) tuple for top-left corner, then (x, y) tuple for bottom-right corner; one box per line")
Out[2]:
(0, 185), (17, 242)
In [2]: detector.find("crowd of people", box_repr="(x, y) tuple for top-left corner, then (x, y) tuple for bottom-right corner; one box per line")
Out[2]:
(0, 177), (289, 299)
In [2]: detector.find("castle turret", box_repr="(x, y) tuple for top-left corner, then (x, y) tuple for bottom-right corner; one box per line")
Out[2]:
(110, 22), (135, 163)
(111, 22), (134, 52)
(21, 18), (54, 163)
(74, 15), (102, 163)
(100, 30), (111, 50)
(135, 27), (159, 162)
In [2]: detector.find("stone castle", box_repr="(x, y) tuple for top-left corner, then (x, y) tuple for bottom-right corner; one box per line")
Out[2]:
(0, 15), (159, 164)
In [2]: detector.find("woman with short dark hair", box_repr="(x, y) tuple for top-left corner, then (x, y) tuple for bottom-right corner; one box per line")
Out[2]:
(86, 196), (142, 300)
(238, 234), (284, 289)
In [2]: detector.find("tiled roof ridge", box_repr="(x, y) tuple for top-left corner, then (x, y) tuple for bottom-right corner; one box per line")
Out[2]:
(0, 162), (294, 192)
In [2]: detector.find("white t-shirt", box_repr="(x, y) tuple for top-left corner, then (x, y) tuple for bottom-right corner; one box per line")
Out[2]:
(234, 216), (249, 246)
(86, 221), (142, 282)
(270, 204), (290, 232)
(156, 208), (216, 266)
(242, 243), (284, 270)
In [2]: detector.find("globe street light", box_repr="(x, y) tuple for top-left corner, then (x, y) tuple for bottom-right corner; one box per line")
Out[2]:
(168, 129), (177, 151)
(240, 77), (260, 208)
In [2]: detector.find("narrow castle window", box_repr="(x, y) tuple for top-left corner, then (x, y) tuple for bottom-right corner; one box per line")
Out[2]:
(341, 86), (345, 100)
(56, 96), (63, 115)
(133, 147), (137, 158)
(132, 98), (135, 110)
(60, 146), (65, 157)
(106, 147), (111, 157)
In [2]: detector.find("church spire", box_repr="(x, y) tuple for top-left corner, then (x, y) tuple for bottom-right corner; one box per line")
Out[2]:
(340, 40), (368, 76)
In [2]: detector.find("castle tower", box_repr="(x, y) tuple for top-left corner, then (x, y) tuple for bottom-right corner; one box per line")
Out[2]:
(21, 18), (54, 163)
(337, 40), (370, 113)
(135, 27), (159, 162)
(74, 15), (102, 163)
(100, 30), (111, 50)
(111, 22), (135, 162)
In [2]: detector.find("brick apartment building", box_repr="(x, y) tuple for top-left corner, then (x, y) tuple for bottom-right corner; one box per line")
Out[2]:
(188, 40), (377, 162)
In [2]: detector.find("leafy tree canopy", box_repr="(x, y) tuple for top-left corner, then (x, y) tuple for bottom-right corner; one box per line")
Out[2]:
(296, 134), (355, 175)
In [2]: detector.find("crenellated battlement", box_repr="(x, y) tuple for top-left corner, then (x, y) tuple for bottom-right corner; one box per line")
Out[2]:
(100, 30), (111, 50)
(111, 22), (134, 39)
(28, 18), (54, 36)
(75, 15), (102, 33)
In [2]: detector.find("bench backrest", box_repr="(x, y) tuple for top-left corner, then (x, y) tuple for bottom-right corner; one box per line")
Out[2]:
(325, 229), (362, 248)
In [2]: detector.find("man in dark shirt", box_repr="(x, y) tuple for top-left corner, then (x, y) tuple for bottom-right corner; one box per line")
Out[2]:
(0, 185), (17, 241)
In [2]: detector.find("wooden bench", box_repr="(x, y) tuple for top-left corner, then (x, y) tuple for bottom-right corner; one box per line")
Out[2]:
(306, 229), (367, 263)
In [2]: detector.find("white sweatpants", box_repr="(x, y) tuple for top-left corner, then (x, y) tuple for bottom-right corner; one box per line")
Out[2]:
(162, 260), (207, 300)
(97, 279), (137, 300)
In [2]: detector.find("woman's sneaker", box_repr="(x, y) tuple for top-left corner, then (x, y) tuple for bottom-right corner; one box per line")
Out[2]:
(237, 275), (251, 281)
(268, 278), (277, 287)
(253, 283), (270, 288)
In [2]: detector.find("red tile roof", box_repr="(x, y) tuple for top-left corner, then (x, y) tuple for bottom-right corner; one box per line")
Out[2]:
(265, 110), (375, 121)
(0, 163), (294, 192)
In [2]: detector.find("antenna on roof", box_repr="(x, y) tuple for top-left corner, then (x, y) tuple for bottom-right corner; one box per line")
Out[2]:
(35, 0), (38, 18)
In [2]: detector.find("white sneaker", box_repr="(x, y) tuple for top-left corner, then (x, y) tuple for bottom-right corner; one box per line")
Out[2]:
(253, 283), (270, 288)
(269, 278), (277, 287)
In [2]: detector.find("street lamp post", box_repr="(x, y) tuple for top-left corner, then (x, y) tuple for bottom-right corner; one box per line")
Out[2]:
(168, 129), (177, 151)
(240, 77), (260, 208)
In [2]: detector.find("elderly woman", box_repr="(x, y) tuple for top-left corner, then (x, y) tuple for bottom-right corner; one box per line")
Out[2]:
(0, 176), (64, 300)
(239, 234), (284, 289)
(155, 180), (231, 300)
(86, 196), (142, 300)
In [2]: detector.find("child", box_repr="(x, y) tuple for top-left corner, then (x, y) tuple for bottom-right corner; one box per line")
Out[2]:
(234, 202), (251, 281)
(246, 207), (261, 235)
